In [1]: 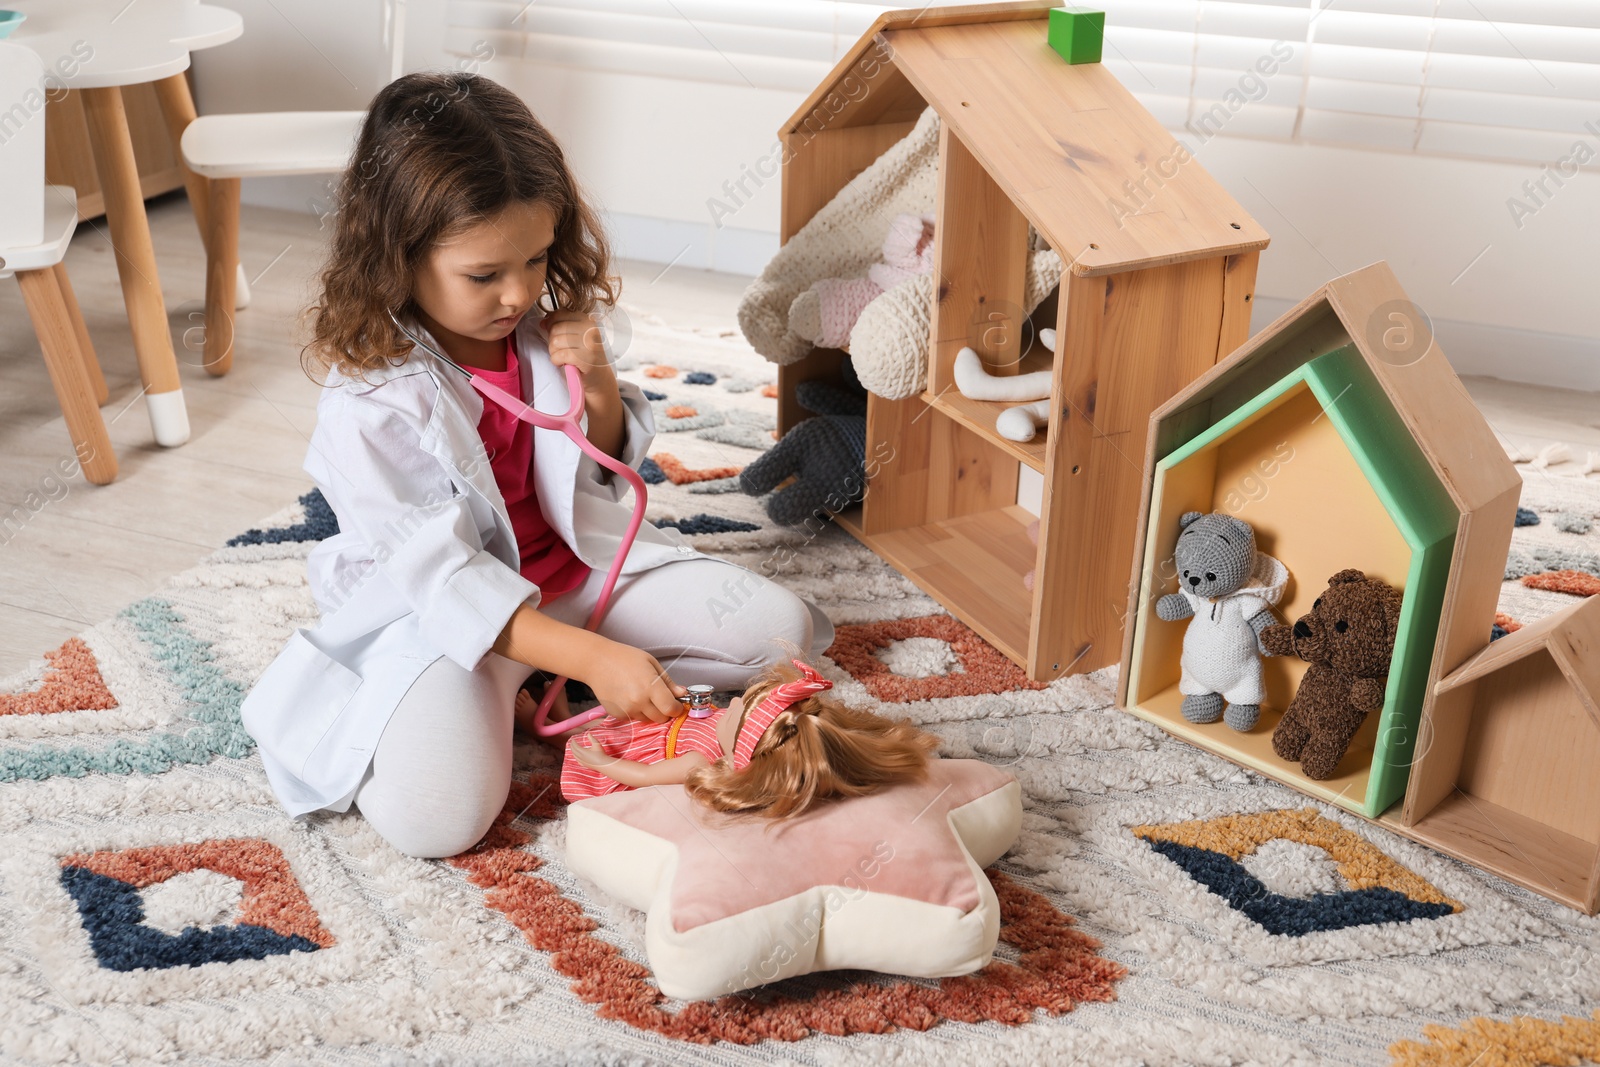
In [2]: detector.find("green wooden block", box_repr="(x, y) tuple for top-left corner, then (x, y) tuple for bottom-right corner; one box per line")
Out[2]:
(1048, 8), (1104, 65)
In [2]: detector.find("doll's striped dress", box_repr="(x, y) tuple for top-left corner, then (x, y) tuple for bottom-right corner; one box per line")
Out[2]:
(559, 707), (730, 801)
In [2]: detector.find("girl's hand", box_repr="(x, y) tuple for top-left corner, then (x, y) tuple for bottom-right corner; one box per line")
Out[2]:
(542, 309), (625, 459)
(543, 311), (614, 389)
(588, 642), (686, 723)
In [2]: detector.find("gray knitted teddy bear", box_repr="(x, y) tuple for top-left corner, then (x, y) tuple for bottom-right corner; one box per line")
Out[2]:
(1155, 511), (1288, 731)
(739, 364), (867, 526)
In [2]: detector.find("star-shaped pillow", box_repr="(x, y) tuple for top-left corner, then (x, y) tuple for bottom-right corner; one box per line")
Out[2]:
(564, 758), (1021, 1000)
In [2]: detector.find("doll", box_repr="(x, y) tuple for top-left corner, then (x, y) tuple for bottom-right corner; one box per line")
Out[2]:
(555, 659), (937, 818)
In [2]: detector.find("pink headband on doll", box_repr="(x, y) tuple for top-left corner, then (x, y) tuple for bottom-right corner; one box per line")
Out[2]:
(731, 660), (832, 769)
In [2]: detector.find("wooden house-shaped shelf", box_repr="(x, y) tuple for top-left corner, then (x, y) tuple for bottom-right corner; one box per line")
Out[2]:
(1401, 596), (1600, 913)
(1125, 343), (1460, 817)
(775, 1), (1269, 681)
(1108, 259), (1599, 914)
(1118, 262), (1522, 822)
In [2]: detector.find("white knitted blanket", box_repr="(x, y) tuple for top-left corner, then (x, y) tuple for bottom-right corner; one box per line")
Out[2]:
(738, 107), (1065, 400)
(738, 107), (943, 368)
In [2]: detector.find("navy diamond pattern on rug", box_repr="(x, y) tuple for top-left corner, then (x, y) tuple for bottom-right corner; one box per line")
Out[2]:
(654, 514), (761, 535)
(226, 490), (340, 547)
(1143, 839), (1455, 936)
(59, 866), (322, 972)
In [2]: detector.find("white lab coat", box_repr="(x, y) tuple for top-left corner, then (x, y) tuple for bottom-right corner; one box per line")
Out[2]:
(240, 317), (701, 817)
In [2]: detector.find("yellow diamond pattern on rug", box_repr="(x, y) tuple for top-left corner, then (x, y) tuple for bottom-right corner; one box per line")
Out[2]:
(1389, 1010), (1600, 1067)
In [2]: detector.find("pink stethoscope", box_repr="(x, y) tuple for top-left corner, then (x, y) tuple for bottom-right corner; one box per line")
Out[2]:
(387, 309), (716, 735)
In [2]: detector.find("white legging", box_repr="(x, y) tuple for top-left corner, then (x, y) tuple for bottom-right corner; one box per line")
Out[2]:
(353, 557), (831, 858)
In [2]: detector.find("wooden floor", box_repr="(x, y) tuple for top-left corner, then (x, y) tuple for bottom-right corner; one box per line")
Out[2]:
(1, 194), (1596, 675)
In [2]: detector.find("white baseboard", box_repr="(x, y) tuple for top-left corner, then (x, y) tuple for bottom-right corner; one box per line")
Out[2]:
(1251, 295), (1600, 393)
(603, 212), (778, 278)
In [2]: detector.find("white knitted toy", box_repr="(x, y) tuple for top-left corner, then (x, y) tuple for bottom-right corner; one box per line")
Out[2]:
(739, 108), (943, 368)
(849, 246), (1061, 400)
(787, 213), (935, 349)
(739, 107), (1064, 401)
(953, 346), (1052, 402)
(995, 400), (1051, 443)
(1155, 512), (1288, 732)
(847, 272), (933, 399)
(952, 328), (1058, 443)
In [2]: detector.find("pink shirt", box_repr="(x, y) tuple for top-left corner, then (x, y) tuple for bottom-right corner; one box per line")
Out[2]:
(474, 338), (589, 602)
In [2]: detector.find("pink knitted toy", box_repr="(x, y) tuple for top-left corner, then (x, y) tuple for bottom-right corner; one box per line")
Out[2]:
(787, 214), (935, 350)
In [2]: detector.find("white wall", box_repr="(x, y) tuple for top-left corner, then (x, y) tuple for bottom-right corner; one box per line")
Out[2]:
(484, 60), (793, 277)
(1194, 137), (1600, 391)
(190, 0), (1600, 391)
(189, 0), (390, 224)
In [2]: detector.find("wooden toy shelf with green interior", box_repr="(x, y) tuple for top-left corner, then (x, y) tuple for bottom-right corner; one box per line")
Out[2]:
(1123, 343), (1459, 818)
(1118, 262), (1522, 829)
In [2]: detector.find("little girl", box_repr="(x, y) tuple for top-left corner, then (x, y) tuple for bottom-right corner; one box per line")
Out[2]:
(241, 72), (830, 859)
(557, 660), (937, 819)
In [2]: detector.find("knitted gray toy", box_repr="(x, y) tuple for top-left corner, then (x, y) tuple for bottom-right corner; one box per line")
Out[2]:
(1155, 511), (1289, 731)
(739, 364), (868, 526)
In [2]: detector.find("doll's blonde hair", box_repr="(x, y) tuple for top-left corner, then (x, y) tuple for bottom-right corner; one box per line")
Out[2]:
(684, 660), (938, 819)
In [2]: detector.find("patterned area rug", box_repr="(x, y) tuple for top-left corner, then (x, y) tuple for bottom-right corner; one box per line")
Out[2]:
(3, 311), (1599, 1067)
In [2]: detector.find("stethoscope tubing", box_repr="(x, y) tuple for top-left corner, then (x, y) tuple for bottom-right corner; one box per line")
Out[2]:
(387, 309), (647, 737)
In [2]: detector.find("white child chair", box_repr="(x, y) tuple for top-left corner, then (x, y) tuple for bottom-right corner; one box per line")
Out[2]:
(179, 111), (365, 375)
(176, 0), (414, 376)
(1, 41), (117, 484)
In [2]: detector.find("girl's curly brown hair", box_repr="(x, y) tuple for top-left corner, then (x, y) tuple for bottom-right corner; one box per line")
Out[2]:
(305, 71), (617, 380)
(684, 661), (939, 820)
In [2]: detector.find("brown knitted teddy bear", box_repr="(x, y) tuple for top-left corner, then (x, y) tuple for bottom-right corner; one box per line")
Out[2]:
(1260, 569), (1404, 780)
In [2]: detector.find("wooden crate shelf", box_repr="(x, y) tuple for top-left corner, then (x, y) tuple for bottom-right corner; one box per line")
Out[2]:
(1385, 792), (1598, 914)
(842, 502), (1038, 663)
(1396, 596), (1600, 913)
(776, 2), (1268, 682)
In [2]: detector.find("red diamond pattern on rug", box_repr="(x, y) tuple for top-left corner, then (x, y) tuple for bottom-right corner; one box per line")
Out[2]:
(651, 452), (742, 485)
(826, 615), (1048, 702)
(1522, 570), (1600, 597)
(0, 637), (117, 717)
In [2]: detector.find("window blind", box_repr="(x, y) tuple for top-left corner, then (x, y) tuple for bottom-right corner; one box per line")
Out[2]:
(1098, 0), (1600, 168)
(445, 0), (1600, 167)
(444, 0), (889, 92)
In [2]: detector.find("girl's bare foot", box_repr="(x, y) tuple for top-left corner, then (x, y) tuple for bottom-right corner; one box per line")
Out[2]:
(514, 682), (573, 744)
(513, 688), (540, 734)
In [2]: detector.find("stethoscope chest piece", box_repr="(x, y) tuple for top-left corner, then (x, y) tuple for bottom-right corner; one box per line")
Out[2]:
(681, 684), (718, 718)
